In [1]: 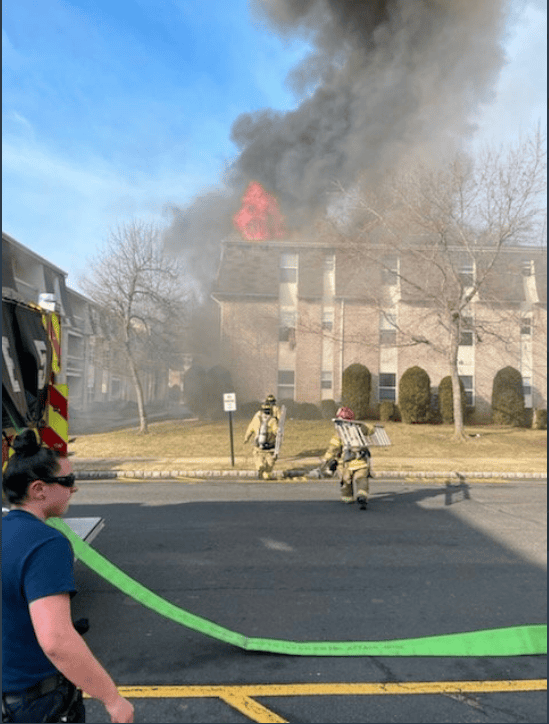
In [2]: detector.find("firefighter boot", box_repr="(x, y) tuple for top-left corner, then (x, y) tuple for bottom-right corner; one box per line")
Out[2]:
(356, 489), (368, 509)
(340, 479), (354, 504)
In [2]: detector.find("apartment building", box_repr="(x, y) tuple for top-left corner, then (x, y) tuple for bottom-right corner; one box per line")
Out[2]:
(211, 235), (547, 422)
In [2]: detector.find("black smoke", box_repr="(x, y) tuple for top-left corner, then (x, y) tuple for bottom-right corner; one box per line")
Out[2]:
(163, 0), (509, 291)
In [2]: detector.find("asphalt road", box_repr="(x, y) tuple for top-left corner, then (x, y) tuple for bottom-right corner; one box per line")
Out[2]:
(67, 478), (547, 723)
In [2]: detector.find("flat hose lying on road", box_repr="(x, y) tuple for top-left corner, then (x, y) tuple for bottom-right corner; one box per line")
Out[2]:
(47, 517), (547, 657)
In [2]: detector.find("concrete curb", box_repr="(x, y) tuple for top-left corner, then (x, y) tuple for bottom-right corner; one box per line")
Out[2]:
(74, 469), (547, 481)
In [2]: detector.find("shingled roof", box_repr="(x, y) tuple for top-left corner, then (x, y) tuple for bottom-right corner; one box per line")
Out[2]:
(211, 236), (547, 306)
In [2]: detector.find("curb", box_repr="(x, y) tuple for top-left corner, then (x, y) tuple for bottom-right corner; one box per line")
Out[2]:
(74, 470), (547, 481)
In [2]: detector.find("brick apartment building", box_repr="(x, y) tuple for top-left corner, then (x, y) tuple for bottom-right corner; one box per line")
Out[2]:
(211, 235), (547, 422)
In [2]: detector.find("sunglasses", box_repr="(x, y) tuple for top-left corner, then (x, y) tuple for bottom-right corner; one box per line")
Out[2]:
(39, 473), (76, 488)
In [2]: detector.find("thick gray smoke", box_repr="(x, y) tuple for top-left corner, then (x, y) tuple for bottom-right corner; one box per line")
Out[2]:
(163, 0), (509, 291)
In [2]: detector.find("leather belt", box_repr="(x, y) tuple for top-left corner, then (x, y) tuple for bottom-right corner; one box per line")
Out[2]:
(3, 673), (65, 704)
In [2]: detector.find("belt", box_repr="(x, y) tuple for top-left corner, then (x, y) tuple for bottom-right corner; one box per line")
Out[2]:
(3, 674), (66, 704)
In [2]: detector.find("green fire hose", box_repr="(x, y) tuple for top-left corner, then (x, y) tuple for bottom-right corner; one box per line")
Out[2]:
(48, 517), (547, 657)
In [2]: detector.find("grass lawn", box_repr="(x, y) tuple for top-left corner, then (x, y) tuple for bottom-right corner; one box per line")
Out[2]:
(70, 419), (547, 475)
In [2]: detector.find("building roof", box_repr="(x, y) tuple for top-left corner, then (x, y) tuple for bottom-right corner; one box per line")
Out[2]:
(212, 237), (547, 306)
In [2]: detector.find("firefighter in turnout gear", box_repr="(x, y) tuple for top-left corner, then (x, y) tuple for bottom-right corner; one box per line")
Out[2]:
(322, 407), (373, 507)
(264, 394), (281, 421)
(244, 403), (279, 479)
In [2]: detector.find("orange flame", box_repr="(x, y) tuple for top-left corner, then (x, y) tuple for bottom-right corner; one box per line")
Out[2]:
(233, 181), (285, 240)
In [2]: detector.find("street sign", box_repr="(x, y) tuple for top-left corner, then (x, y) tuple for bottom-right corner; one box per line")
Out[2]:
(223, 393), (237, 412)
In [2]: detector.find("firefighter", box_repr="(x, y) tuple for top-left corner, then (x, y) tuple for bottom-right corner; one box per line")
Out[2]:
(264, 394), (281, 421)
(322, 406), (373, 507)
(244, 403), (279, 480)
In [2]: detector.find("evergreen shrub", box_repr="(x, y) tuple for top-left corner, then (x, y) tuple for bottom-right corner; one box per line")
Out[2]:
(379, 400), (399, 422)
(491, 366), (526, 426)
(532, 409), (547, 430)
(398, 366), (431, 424)
(438, 376), (466, 424)
(341, 363), (371, 419)
(320, 399), (337, 420)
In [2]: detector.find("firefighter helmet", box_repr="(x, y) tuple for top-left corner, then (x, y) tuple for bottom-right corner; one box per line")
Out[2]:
(265, 394), (276, 405)
(261, 403), (272, 414)
(336, 406), (354, 420)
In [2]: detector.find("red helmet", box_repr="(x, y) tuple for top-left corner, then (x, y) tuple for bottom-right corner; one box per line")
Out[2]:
(336, 406), (354, 420)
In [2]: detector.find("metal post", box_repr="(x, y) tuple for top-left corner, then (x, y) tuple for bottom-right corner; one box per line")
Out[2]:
(228, 410), (235, 467)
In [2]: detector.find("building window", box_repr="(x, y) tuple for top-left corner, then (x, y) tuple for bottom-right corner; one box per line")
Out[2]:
(277, 370), (295, 400)
(459, 375), (474, 407)
(279, 252), (298, 283)
(522, 376), (533, 408)
(459, 316), (474, 346)
(458, 259), (475, 288)
(322, 309), (334, 331)
(379, 373), (396, 401)
(521, 260), (534, 277)
(379, 312), (397, 345)
(321, 371), (332, 390)
(279, 309), (296, 347)
(381, 256), (399, 286)
(520, 316), (532, 336)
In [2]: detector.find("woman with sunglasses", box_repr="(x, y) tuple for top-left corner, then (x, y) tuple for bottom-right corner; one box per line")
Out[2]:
(2, 429), (133, 723)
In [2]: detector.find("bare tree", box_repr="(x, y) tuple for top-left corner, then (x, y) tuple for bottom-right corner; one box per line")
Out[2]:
(326, 131), (546, 440)
(80, 221), (190, 433)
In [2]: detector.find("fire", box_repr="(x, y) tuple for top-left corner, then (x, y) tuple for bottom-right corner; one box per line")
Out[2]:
(233, 181), (285, 240)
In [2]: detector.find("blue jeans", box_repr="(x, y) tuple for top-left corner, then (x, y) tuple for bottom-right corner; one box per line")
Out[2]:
(2, 680), (85, 723)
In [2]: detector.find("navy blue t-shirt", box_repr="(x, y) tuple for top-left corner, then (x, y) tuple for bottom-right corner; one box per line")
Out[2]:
(2, 510), (77, 692)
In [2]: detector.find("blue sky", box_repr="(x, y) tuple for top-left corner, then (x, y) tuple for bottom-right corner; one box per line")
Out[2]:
(2, 0), (546, 293)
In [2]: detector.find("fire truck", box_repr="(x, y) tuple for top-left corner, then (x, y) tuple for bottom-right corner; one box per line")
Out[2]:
(2, 290), (103, 543)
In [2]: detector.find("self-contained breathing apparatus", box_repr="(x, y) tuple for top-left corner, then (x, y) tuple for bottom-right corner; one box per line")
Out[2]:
(256, 405), (275, 450)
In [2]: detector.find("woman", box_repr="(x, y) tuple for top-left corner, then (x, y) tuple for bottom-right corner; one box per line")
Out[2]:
(2, 429), (133, 723)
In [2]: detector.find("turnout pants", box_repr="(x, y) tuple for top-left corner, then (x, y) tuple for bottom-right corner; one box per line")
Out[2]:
(2, 674), (85, 723)
(252, 447), (276, 478)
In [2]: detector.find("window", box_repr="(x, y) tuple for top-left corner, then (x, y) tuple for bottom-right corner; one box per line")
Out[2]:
(379, 373), (396, 401)
(279, 252), (298, 283)
(522, 376), (533, 409)
(381, 256), (398, 286)
(521, 260), (534, 277)
(459, 316), (474, 346)
(321, 371), (332, 390)
(379, 312), (397, 345)
(459, 375), (474, 407)
(277, 370), (295, 400)
(458, 259), (475, 287)
(379, 329), (397, 345)
(322, 309), (334, 331)
(520, 316), (532, 336)
(279, 309), (296, 347)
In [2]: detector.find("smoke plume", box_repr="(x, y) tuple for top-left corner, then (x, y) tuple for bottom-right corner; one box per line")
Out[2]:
(163, 0), (509, 291)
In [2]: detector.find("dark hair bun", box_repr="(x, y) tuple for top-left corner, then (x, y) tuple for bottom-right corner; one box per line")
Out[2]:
(12, 429), (41, 457)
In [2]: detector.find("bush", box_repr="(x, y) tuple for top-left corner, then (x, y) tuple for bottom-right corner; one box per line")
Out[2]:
(532, 409), (547, 430)
(398, 366), (431, 424)
(379, 400), (399, 422)
(491, 366), (526, 426)
(279, 399), (321, 419)
(320, 399), (337, 420)
(236, 400), (262, 420)
(437, 376), (466, 425)
(182, 365), (207, 416)
(341, 364), (371, 419)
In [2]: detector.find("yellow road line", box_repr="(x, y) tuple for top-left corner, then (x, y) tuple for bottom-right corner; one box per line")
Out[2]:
(219, 693), (288, 723)
(96, 680), (545, 724)
(115, 679), (546, 697)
